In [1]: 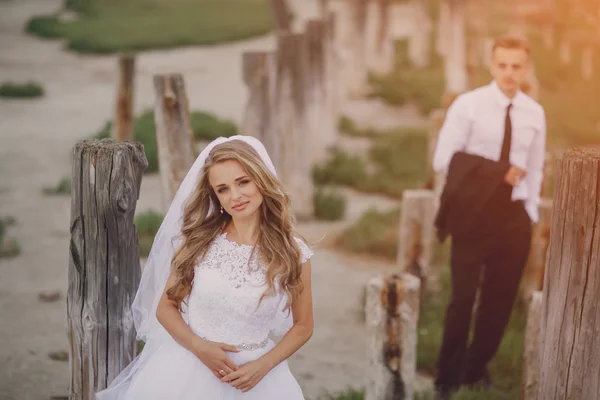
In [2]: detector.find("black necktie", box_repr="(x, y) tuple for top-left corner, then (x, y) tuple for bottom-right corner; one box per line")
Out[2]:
(500, 103), (512, 162)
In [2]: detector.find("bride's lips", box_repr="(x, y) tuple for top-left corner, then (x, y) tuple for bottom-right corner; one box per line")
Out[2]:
(232, 201), (249, 211)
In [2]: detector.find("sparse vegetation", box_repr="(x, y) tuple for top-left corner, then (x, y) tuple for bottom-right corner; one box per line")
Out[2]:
(135, 209), (164, 257)
(313, 188), (347, 221)
(369, 40), (445, 117)
(26, 0), (273, 54)
(336, 207), (400, 261)
(0, 216), (21, 259)
(313, 388), (365, 400)
(313, 131), (428, 199)
(0, 82), (44, 98)
(43, 176), (71, 195)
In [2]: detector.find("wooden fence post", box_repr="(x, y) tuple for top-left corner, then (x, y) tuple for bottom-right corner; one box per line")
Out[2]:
(397, 190), (436, 290)
(153, 74), (197, 212)
(112, 55), (135, 141)
(275, 33), (314, 219)
(538, 148), (600, 399)
(68, 139), (148, 399)
(366, 273), (421, 400)
(366, 0), (394, 75)
(523, 290), (542, 400)
(582, 45), (594, 81)
(346, 0), (369, 98)
(407, 0), (432, 68)
(241, 51), (277, 157)
(270, 0), (292, 33)
(521, 198), (553, 301)
(305, 19), (331, 164)
(541, 151), (555, 198)
(324, 11), (342, 139)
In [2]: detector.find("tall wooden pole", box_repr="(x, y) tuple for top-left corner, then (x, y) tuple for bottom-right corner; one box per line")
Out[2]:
(112, 55), (135, 141)
(538, 148), (600, 399)
(68, 139), (147, 399)
(153, 74), (197, 212)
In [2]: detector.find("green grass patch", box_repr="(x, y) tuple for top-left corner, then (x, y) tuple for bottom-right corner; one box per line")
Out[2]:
(43, 176), (71, 195)
(0, 82), (44, 98)
(314, 130), (428, 199)
(0, 216), (20, 259)
(92, 109), (238, 173)
(313, 149), (368, 188)
(369, 40), (445, 116)
(313, 387), (365, 400)
(135, 209), (164, 257)
(314, 188), (347, 221)
(26, 0), (273, 54)
(336, 207), (400, 261)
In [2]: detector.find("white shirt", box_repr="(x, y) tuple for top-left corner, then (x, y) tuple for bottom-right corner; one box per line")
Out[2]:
(433, 81), (547, 223)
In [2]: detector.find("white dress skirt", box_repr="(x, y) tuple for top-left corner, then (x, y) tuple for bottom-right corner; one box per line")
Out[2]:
(96, 234), (313, 400)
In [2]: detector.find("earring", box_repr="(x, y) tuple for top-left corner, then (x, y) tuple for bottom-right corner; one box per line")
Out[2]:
(220, 206), (224, 214)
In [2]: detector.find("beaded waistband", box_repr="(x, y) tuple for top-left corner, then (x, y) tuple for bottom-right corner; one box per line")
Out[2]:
(201, 336), (269, 351)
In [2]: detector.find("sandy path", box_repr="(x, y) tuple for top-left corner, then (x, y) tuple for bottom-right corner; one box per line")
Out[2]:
(0, 1), (431, 399)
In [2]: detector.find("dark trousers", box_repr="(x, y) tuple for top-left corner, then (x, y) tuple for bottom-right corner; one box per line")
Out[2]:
(435, 185), (532, 388)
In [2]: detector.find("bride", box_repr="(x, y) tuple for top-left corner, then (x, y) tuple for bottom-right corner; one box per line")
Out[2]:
(96, 135), (314, 399)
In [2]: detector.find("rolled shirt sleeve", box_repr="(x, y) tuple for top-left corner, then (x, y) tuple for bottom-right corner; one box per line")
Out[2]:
(432, 94), (472, 174)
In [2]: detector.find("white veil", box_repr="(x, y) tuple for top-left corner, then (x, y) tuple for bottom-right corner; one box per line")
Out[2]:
(97, 135), (290, 399)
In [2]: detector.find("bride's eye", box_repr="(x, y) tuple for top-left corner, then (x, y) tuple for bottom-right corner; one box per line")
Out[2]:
(239, 180), (250, 186)
(218, 187), (228, 194)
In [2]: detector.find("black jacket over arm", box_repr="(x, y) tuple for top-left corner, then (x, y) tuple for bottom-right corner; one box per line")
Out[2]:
(435, 151), (511, 242)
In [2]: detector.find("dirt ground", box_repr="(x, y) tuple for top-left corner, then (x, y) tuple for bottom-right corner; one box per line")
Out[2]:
(0, 0), (431, 399)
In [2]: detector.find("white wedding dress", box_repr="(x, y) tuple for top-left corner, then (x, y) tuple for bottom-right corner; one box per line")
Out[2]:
(96, 233), (313, 400)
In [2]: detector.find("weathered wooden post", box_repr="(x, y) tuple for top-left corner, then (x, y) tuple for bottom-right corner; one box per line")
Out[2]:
(397, 190), (437, 290)
(274, 33), (314, 218)
(366, 274), (421, 400)
(521, 198), (553, 301)
(153, 74), (197, 212)
(445, 0), (468, 94)
(366, 0), (394, 75)
(407, 0), (432, 68)
(305, 19), (331, 164)
(581, 44), (594, 81)
(538, 148), (600, 400)
(112, 55), (135, 141)
(523, 290), (542, 400)
(323, 11), (342, 137)
(241, 51), (277, 156)
(270, 0), (292, 33)
(68, 139), (148, 399)
(346, 0), (369, 98)
(541, 151), (555, 198)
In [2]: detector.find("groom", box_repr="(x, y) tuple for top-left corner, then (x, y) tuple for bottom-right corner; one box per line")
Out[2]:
(432, 34), (546, 397)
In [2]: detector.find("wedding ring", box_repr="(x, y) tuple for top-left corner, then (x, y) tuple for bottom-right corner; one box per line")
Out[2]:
(219, 369), (227, 376)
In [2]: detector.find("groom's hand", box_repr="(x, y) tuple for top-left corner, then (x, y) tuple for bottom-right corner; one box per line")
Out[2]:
(220, 359), (271, 392)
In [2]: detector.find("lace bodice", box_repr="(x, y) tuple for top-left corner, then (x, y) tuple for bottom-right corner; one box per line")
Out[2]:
(187, 233), (313, 347)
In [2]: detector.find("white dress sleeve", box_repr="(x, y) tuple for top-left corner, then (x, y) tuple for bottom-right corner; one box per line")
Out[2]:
(294, 237), (314, 264)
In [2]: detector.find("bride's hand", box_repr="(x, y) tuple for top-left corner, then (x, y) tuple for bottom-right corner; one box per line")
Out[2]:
(220, 359), (271, 392)
(191, 337), (240, 379)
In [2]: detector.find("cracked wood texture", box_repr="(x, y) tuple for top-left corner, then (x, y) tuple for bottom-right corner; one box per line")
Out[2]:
(68, 139), (147, 399)
(538, 147), (600, 400)
(153, 74), (197, 212)
(366, 274), (421, 400)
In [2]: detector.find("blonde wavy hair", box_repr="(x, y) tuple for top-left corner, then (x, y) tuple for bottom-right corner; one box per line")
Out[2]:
(166, 140), (305, 313)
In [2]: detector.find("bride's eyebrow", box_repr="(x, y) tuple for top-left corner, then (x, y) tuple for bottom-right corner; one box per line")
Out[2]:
(214, 175), (250, 189)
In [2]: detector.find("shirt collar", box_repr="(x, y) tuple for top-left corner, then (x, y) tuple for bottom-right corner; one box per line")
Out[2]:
(489, 80), (525, 108)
